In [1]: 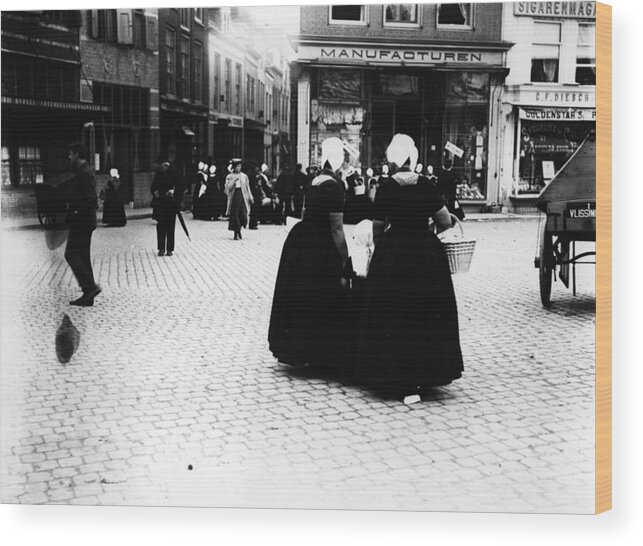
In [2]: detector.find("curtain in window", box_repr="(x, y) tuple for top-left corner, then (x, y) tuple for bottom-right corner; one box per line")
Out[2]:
(542, 60), (557, 82)
(458, 4), (469, 23)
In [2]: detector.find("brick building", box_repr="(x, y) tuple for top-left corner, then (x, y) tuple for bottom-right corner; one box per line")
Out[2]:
(157, 7), (209, 180)
(1, 10), (108, 218)
(80, 8), (160, 207)
(292, 3), (513, 211)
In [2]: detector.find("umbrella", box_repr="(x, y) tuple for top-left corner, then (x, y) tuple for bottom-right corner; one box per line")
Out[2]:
(176, 208), (191, 241)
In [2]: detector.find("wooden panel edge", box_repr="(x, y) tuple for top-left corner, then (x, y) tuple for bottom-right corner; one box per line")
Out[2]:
(595, 1), (612, 515)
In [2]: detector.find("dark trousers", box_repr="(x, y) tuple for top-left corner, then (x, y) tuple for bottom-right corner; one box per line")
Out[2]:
(249, 202), (262, 228)
(156, 216), (176, 252)
(65, 228), (97, 293)
(279, 194), (293, 223)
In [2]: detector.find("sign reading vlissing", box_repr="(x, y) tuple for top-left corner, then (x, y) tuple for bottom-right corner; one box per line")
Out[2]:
(514, 1), (596, 19)
(298, 45), (504, 66)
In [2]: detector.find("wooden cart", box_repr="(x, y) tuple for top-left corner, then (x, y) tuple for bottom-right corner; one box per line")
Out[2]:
(534, 136), (596, 307)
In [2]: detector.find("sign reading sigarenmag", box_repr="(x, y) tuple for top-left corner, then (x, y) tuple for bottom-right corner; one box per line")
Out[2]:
(514, 1), (596, 19)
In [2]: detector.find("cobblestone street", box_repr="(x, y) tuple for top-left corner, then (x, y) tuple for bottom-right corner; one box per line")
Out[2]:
(0, 216), (596, 513)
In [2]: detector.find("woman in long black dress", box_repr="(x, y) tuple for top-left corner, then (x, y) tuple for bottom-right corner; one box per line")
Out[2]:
(268, 137), (354, 369)
(355, 134), (463, 398)
(102, 168), (127, 227)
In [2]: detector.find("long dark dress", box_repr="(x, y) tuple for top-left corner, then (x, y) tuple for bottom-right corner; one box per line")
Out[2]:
(102, 178), (126, 226)
(355, 171), (463, 394)
(268, 175), (354, 369)
(228, 187), (247, 232)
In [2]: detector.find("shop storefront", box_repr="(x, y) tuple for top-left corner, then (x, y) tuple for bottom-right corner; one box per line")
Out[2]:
(294, 39), (511, 209)
(504, 86), (595, 212)
(209, 113), (243, 169)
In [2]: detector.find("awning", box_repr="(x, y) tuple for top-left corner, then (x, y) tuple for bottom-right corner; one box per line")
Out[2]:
(518, 107), (596, 122)
(182, 125), (195, 136)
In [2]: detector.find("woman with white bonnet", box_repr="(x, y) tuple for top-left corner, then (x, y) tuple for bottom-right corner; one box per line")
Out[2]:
(355, 133), (463, 400)
(101, 167), (126, 227)
(268, 137), (355, 370)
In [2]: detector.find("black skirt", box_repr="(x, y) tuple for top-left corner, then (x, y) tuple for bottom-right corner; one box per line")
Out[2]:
(355, 228), (463, 394)
(268, 220), (355, 369)
(228, 188), (247, 231)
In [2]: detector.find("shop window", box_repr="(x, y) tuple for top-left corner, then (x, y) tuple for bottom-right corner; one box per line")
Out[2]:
(2, 146), (12, 186)
(329, 5), (366, 24)
(18, 146), (43, 186)
(165, 29), (176, 95)
(194, 42), (203, 103)
(531, 21), (561, 83)
(576, 23), (596, 85)
(375, 74), (418, 97)
(384, 4), (419, 25)
(437, 4), (472, 28)
(318, 69), (362, 102)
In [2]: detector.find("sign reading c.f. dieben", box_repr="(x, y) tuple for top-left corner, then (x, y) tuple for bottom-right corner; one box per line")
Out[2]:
(298, 45), (504, 66)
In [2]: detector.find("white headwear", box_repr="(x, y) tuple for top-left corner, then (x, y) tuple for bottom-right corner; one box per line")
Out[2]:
(381, 164), (389, 175)
(366, 168), (374, 178)
(209, 165), (216, 175)
(109, 168), (119, 178)
(415, 162), (424, 174)
(427, 165), (434, 176)
(320, 137), (344, 172)
(203, 163), (209, 172)
(261, 163), (269, 173)
(356, 167), (362, 176)
(386, 134), (418, 172)
(198, 161), (204, 171)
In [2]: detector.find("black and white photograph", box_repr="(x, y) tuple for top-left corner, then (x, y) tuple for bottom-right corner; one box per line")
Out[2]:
(1, 1), (605, 518)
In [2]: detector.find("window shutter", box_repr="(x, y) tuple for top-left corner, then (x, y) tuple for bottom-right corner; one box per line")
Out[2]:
(145, 14), (158, 51)
(116, 9), (133, 45)
(90, 10), (99, 39)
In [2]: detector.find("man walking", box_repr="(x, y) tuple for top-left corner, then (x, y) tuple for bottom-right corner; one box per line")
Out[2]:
(275, 165), (293, 225)
(151, 160), (181, 256)
(61, 142), (101, 307)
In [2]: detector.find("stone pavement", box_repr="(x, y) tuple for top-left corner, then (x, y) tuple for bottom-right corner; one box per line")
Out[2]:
(0, 216), (596, 512)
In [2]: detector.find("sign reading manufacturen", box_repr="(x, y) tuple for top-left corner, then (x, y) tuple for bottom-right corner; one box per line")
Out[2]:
(298, 45), (504, 66)
(514, 2), (596, 18)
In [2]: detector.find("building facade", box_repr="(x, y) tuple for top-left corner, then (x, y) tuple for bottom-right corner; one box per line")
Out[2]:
(1, 10), (105, 217)
(499, 1), (596, 213)
(293, 3), (512, 209)
(80, 8), (160, 207)
(157, 7), (209, 179)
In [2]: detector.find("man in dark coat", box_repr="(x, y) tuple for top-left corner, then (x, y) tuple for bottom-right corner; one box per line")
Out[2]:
(291, 163), (307, 218)
(438, 160), (460, 216)
(151, 160), (182, 257)
(60, 142), (101, 307)
(274, 165), (293, 225)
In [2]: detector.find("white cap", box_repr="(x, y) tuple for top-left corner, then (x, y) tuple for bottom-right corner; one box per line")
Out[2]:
(203, 163), (209, 171)
(209, 165), (216, 174)
(320, 137), (344, 172)
(366, 168), (374, 178)
(261, 163), (269, 173)
(415, 162), (424, 174)
(427, 165), (434, 175)
(109, 168), (119, 178)
(198, 161), (204, 171)
(381, 164), (389, 175)
(386, 134), (418, 172)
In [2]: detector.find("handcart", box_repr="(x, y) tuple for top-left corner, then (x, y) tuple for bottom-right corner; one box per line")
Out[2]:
(33, 184), (67, 227)
(534, 135), (596, 307)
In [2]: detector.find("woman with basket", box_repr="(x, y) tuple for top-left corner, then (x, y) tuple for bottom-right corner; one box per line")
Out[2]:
(355, 134), (463, 400)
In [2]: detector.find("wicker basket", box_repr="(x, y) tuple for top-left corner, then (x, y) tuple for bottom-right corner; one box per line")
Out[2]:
(441, 215), (476, 274)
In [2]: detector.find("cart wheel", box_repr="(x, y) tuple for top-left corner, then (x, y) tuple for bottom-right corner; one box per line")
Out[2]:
(539, 223), (553, 307)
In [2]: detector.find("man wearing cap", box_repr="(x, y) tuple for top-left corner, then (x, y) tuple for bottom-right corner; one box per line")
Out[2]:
(60, 142), (101, 306)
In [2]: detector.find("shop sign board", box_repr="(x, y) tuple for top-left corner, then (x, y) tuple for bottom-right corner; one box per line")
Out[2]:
(514, 2), (596, 19)
(445, 141), (464, 158)
(511, 88), (596, 108)
(520, 108), (596, 121)
(297, 44), (504, 67)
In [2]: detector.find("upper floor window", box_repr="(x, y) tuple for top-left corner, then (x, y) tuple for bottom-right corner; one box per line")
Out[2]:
(178, 36), (189, 98)
(224, 59), (231, 113)
(437, 3), (472, 28)
(96, 10), (118, 42)
(530, 21), (561, 83)
(213, 53), (221, 110)
(165, 28), (176, 95)
(235, 64), (242, 116)
(384, 4), (418, 25)
(576, 23), (596, 85)
(193, 41), (203, 102)
(330, 5), (366, 25)
(179, 8), (189, 29)
(194, 8), (203, 24)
